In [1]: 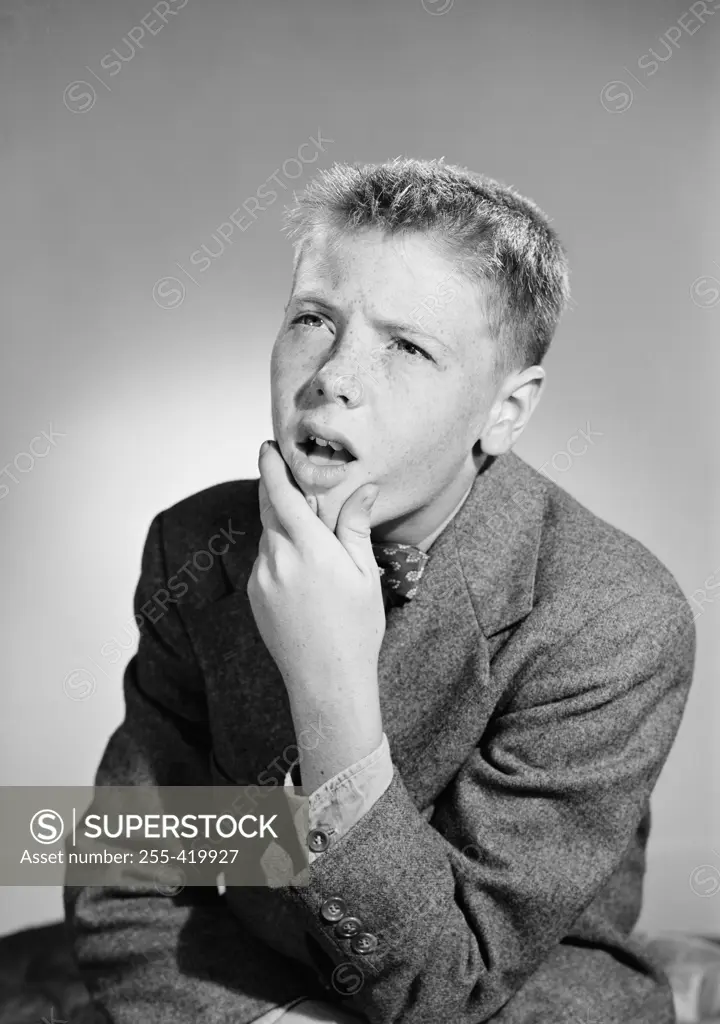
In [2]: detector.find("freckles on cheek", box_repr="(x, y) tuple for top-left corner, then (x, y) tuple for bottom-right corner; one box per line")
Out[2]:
(273, 339), (317, 383)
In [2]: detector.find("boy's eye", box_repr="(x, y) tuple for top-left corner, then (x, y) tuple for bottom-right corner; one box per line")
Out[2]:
(392, 337), (431, 361)
(291, 313), (327, 329)
(290, 316), (431, 362)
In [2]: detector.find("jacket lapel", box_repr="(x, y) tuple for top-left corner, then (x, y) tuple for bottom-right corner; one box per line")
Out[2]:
(372, 452), (545, 804)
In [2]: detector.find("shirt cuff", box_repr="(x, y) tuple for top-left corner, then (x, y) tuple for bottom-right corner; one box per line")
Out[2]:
(283, 732), (393, 864)
(252, 998), (367, 1022)
(251, 997), (311, 1023)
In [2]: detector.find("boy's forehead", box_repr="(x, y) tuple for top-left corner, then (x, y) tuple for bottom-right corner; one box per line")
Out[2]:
(292, 227), (457, 297)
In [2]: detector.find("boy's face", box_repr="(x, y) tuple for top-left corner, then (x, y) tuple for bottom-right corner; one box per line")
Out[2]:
(270, 227), (501, 540)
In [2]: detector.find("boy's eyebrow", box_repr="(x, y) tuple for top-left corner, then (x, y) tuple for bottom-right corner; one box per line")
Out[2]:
(289, 292), (336, 311)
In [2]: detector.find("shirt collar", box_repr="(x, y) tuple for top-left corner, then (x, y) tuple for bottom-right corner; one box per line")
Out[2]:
(415, 476), (477, 553)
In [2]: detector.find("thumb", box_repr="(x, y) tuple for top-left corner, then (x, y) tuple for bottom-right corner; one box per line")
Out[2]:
(335, 485), (380, 571)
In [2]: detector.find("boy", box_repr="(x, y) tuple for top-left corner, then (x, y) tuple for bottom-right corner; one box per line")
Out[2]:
(64, 158), (696, 1023)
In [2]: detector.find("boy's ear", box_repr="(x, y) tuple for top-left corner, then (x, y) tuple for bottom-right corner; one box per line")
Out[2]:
(479, 367), (545, 456)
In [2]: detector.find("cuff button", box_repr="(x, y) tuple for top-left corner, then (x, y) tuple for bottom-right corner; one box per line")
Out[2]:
(308, 828), (330, 853)
(320, 896), (347, 922)
(350, 931), (378, 955)
(334, 915), (363, 939)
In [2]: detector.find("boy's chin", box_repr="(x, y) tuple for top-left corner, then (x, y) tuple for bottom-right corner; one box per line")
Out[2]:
(309, 482), (381, 533)
(311, 485), (348, 517)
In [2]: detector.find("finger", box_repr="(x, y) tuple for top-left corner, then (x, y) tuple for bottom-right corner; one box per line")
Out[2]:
(259, 441), (324, 550)
(257, 472), (293, 578)
(257, 521), (279, 579)
(334, 485), (380, 576)
(257, 475), (282, 535)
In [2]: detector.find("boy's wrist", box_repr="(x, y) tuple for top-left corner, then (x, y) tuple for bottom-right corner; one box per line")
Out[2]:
(287, 680), (383, 795)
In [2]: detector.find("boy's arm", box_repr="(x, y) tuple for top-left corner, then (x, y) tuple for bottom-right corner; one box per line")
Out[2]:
(63, 511), (319, 1024)
(266, 590), (696, 1024)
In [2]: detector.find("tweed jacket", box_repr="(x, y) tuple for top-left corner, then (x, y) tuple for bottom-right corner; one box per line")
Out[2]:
(64, 450), (696, 1024)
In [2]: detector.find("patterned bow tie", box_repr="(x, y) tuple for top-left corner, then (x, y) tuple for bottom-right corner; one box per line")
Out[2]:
(371, 542), (430, 605)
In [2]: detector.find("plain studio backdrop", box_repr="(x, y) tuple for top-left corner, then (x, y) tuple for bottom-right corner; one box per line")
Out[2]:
(0, 0), (718, 940)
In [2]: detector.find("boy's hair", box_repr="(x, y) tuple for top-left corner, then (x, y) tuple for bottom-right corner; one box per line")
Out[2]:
(282, 157), (571, 377)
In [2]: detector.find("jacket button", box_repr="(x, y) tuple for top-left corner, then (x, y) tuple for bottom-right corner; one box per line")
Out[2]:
(308, 828), (329, 853)
(350, 931), (378, 954)
(320, 897), (347, 922)
(334, 915), (363, 938)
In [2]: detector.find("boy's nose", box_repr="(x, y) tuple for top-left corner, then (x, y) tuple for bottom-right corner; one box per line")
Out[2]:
(311, 342), (380, 406)
(312, 362), (366, 407)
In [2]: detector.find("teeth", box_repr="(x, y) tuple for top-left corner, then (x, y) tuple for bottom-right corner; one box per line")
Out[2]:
(308, 434), (345, 452)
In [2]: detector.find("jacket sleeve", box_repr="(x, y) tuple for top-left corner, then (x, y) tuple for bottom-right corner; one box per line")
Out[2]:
(63, 511), (319, 1024)
(270, 591), (696, 1024)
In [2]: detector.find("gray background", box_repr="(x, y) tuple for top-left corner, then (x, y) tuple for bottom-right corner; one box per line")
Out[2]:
(1, 0), (718, 938)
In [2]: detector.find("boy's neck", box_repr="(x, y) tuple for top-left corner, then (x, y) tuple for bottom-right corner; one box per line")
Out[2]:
(371, 469), (479, 552)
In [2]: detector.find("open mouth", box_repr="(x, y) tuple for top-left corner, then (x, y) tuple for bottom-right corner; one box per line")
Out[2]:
(297, 438), (357, 465)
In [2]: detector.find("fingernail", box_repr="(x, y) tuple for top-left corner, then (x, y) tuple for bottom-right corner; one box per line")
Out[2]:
(362, 487), (378, 509)
(260, 440), (271, 454)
